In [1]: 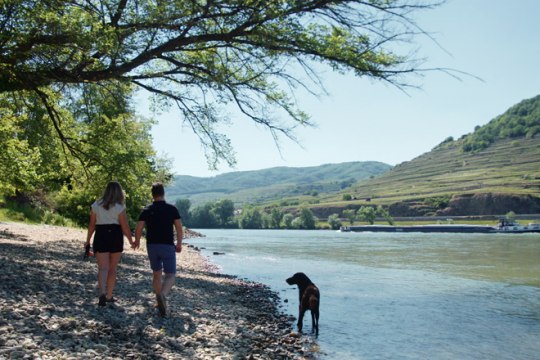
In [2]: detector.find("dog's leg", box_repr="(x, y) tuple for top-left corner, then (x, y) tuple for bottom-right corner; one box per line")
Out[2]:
(297, 307), (305, 333)
(313, 308), (319, 336)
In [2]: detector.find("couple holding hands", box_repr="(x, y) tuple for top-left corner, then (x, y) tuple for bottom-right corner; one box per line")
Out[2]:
(85, 181), (182, 317)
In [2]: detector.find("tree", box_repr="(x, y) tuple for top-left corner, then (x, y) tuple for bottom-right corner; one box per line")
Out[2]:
(376, 205), (394, 225)
(269, 207), (284, 229)
(0, 83), (171, 226)
(292, 208), (317, 229)
(175, 198), (191, 226)
(358, 206), (377, 224)
(238, 206), (263, 229)
(190, 203), (217, 228)
(343, 209), (356, 225)
(328, 214), (342, 230)
(211, 199), (235, 227)
(261, 212), (272, 229)
(281, 213), (294, 229)
(1, 0), (443, 169)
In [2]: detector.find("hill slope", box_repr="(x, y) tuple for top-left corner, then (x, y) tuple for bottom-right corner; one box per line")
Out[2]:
(167, 161), (392, 206)
(310, 95), (540, 217)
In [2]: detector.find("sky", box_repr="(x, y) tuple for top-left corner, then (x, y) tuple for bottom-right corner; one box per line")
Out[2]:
(139, 0), (540, 178)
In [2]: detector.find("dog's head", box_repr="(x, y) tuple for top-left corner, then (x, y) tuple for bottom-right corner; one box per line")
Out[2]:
(286, 272), (313, 286)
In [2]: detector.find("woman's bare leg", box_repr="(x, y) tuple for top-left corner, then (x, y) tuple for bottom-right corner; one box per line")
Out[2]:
(106, 252), (123, 299)
(95, 252), (110, 296)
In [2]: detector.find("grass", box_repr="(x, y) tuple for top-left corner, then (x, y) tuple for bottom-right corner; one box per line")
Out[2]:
(0, 198), (75, 227)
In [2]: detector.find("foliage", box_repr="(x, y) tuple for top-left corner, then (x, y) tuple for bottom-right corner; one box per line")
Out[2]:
(424, 196), (451, 209)
(342, 209), (356, 225)
(0, 84), (171, 226)
(269, 208), (284, 229)
(0, 197), (73, 226)
(376, 206), (395, 225)
(1, 0), (442, 169)
(185, 199), (236, 228)
(175, 199), (191, 225)
(328, 214), (343, 230)
(357, 206), (377, 224)
(342, 194), (353, 201)
(0, 91), (62, 195)
(281, 213), (294, 229)
(461, 95), (540, 152)
(292, 208), (316, 229)
(505, 211), (516, 222)
(238, 207), (263, 229)
(433, 136), (454, 150)
(211, 199), (235, 227)
(189, 203), (218, 228)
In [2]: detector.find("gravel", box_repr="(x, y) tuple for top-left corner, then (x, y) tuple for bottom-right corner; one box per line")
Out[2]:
(0, 222), (319, 359)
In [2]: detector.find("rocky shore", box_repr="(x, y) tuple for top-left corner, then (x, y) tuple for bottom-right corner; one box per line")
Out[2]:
(0, 222), (318, 359)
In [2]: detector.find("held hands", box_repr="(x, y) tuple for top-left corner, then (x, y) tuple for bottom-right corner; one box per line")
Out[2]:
(131, 239), (140, 250)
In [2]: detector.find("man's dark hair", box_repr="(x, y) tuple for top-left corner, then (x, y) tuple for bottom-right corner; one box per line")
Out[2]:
(151, 182), (165, 197)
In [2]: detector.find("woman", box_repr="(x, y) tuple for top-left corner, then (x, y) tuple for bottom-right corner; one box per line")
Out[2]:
(85, 181), (134, 306)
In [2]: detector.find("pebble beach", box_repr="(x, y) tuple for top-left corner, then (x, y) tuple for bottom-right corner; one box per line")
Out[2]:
(0, 222), (318, 359)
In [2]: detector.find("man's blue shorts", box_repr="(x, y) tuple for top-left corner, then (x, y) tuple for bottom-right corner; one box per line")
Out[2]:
(146, 243), (176, 274)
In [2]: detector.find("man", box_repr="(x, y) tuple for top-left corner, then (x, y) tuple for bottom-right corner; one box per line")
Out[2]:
(134, 182), (183, 317)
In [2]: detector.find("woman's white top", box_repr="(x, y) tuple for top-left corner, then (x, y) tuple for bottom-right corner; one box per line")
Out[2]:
(91, 200), (125, 225)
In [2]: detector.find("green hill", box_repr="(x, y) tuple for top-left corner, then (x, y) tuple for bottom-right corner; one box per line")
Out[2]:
(309, 95), (540, 217)
(166, 161), (392, 206)
(168, 95), (540, 218)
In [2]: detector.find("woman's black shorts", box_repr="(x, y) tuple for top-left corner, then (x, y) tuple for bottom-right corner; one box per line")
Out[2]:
(93, 224), (123, 253)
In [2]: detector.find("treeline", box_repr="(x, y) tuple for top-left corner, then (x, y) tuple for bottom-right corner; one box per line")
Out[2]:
(175, 199), (318, 230)
(175, 198), (394, 230)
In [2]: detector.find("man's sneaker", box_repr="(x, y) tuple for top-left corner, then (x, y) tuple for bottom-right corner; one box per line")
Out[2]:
(98, 294), (107, 307)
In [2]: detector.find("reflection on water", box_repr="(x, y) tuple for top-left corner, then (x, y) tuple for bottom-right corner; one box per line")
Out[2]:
(189, 230), (540, 360)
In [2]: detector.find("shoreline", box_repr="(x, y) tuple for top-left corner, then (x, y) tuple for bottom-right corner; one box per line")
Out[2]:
(0, 222), (318, 359)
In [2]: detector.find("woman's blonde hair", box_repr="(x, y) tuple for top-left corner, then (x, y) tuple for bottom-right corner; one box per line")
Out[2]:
(99, 181), (125, 210)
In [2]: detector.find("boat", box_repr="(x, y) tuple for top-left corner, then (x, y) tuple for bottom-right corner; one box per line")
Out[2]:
(340, 219), (540, 234)
(340, 224), (494, 233)
(493, 219), (540, 233)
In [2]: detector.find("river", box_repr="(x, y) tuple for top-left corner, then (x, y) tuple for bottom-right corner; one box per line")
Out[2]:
(187, 229), (540, 359)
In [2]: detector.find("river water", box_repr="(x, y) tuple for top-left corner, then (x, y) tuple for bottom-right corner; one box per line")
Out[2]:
(187, 229), (540, 359)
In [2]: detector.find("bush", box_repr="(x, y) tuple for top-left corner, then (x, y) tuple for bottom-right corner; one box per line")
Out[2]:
(327, 214), (342, 230)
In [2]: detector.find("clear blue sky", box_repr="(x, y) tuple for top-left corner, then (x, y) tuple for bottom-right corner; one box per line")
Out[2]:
(140, 0), (540, 177)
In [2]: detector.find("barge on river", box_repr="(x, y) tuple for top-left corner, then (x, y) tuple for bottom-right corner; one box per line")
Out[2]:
(340, 219), (540, 234)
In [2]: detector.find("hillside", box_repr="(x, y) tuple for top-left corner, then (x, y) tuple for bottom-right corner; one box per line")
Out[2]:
(309, 95), (540, 217)
(166, 161), (391, 206)
(167, 95), (540, 218)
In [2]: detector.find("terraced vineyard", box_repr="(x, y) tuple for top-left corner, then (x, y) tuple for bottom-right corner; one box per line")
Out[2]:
(316, 136), (540, 207)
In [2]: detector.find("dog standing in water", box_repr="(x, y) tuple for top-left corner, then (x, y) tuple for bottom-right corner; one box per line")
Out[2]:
(286, 272), (320, 335)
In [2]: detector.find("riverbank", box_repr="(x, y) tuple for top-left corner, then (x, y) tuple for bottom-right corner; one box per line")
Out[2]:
(0, 222), (318, 359)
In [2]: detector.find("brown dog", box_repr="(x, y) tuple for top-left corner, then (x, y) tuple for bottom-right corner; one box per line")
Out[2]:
(286, 272), (320, 335)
